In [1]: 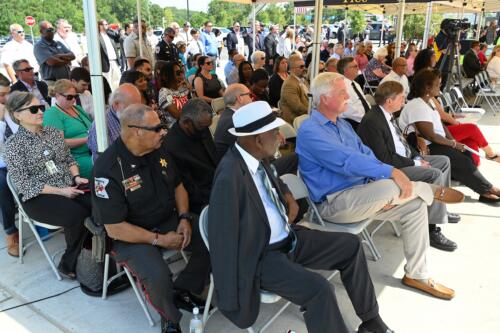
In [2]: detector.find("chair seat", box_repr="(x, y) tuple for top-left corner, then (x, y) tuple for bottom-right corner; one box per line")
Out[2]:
(299, 219), (372, 234)
(260, 290), (282, 304)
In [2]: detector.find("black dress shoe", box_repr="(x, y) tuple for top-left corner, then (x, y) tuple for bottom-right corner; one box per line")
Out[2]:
(429, 227), (457, 252)
(479, 195), (500, 204)
(161, 319), (182, 333)
(174, 290), (210, 313)
(447, 213), (461, 224)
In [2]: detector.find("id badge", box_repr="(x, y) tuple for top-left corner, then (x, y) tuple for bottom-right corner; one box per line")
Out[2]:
(45, 160), (59, 175)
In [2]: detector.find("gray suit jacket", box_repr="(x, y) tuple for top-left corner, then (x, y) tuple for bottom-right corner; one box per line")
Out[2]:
(207, 145), (290, 328)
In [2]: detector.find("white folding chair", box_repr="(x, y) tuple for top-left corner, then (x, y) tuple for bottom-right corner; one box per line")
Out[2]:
(6, 173), (64, 280)
(292, 114), (309, 131)
(280, 173), (389, 261)
(364, 94), (376, 107)
(449, 87), (486, 118)
(473, 73), (500, 114)
(200, 206), (296, 333)
(209, 114), (220, 136)
(279, 122), (297, 140)
(362, 72), (378, 95)
(211, 97), (225, 115)
(102, 248), (188, 327)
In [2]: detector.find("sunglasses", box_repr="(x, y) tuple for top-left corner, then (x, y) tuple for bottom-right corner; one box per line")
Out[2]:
(128, 123), (168, 133)
(17, 30), (25, 34)
(43, 28), (55, 33)
(297, 65), (305, 69)
(18, 67), (34, 72)
(260, 57), (265, 60)
(16, 104), (46, 114)
(204, 61), (213, 65)
(61, 94), (78, 101)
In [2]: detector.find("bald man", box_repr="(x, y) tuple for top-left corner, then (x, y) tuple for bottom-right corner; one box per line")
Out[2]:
(87, 83), (142, 161)
(380, 57), (410, 97)
(1, 23), (39, 82)
(33, 21), (75, 82)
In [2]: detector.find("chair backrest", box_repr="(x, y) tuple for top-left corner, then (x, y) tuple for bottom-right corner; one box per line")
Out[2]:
(211, 97), (225, 114)
(199, 206), (210, 250)
(450, 87), (468, 108)
(279, 174), (309, 201)
(209, 114), (220, 136)
(437, 94), (451, 113)
(279, 122), (297, 140)
(292, 114), (309, 131)
(364, 94), (376, 106)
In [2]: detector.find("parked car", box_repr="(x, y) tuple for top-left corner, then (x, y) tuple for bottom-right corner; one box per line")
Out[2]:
(365, 22), (394, 41)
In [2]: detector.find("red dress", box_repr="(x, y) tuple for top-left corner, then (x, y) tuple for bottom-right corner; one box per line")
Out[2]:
(447, 123), (488, 166)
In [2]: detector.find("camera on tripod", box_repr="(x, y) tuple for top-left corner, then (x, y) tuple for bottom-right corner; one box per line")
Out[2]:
(441, 18), (471, 40)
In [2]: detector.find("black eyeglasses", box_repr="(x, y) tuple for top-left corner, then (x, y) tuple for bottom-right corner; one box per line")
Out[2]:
(61, 94), (78, 101)
(17, 30), (25, 34)
(18, 67), (34, 72)
(16, 105), (46, 114)
(128, 123), (168, 133)
(43, 28), (55, 33)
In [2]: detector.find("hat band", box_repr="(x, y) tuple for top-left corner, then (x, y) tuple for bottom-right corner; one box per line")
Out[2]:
(235, 112), (277, 133)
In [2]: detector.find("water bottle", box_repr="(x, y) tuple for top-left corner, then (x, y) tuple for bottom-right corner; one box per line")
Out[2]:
(189, 307), (203, 333)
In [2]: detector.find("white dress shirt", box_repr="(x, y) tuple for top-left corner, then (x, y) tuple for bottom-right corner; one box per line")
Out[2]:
(53, 32), (82, 67)
(187, 39), (205, 56)
(235, 144), (289, 244)
(341, 77), (367, 123)
(380, 70), (410, 97)
(0, 39), (39, 74)
(100, 32), (117, 61)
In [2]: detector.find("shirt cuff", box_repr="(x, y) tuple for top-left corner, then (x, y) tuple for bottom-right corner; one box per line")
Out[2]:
(413, 159), (422, 167)
(375, 164), (393, 180)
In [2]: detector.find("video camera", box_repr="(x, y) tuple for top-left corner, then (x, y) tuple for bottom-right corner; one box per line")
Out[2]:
(440, 18), (471, 39)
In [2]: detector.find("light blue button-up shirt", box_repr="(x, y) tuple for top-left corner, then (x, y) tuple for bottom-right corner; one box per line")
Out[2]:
(200, 30), (218, 56)
(296, 109), (393, 203)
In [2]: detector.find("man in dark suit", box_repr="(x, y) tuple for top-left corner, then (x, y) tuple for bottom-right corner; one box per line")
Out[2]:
(215, 84), (298, 176)
(208, 101), (393, 333)
(10, 59), (49, 106)
(264, 25), (278, 73)
(226, 21), (243, 54)
(357, 81), (460, 252)
(164, 99), (220, 215)
(98, 19), (120, 90)
(462, 41), (482, 78)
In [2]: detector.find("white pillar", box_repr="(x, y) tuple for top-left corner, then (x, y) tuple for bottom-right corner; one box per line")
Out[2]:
(379, 12), (385, 47)
(293, 12), (297, 50)
(252, 4), (256, 53)
(422, 2), (433, 49)
(82, 0), (108, 152)
(476, 10), (484, 40)
(137, 0), (143, 57)
(310, 0), (324, 81)
(395, 0), (406, 58)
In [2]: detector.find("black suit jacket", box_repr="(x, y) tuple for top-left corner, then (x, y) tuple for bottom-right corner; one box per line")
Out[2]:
(226, 31), (239, 52)
(357, 105), (419, 168)
(10, 80), (49, 103)
(98, 33), (119, 73)
(164, 123), (220, 214)
(462, 49), (481, 78)
(213, 107), (236, 158)
(264, 34), (278, 62)
(208, 145), (291, 328)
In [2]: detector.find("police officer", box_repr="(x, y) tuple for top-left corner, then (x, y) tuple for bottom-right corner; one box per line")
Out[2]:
(156, 27), (180, 64)
(92, 104), (210, 333)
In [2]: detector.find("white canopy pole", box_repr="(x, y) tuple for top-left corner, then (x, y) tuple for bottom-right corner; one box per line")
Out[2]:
(380, 10), (385, 47)
(476, 9), (484, 40)
(293, 11), (297, 50)
(252, 3), (256, 53)
(82, 0), (108, 152)
(395, 0), (405, 58)
(422, 2), (433, 49)
(310, 0), (324, 81)
(137, 0), (143, 57)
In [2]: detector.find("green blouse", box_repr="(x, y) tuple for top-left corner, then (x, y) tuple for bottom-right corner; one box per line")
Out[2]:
(42, 104), (93, 179)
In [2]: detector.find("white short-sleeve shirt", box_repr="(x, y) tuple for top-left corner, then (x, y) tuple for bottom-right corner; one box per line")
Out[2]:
(398, 97), (446, 145)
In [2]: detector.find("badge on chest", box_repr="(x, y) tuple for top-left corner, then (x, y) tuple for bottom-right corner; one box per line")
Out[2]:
(122, 174), (143, 192)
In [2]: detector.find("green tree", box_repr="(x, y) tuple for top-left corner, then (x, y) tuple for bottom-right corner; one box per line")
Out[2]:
(348, 11), (365, 34)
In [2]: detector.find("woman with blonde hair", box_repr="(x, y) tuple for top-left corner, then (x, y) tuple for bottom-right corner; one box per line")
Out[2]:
(486, 45), (500, 83)
(43, 79), (92, 178)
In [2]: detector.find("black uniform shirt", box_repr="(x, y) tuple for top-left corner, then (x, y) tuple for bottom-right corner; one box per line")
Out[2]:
(92, 137), (181, 230)
(155, 39), (179, 63)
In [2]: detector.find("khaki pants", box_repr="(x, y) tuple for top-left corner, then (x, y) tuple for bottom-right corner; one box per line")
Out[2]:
(318, 180), (435, 279)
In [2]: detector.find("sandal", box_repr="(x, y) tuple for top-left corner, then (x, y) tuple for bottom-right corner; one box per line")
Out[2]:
(486, 154), (500, 163)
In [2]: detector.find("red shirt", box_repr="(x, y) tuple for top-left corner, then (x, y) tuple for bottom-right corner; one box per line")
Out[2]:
(478, 51), (487, 66)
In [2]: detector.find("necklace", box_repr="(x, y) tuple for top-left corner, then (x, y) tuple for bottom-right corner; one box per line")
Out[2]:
(55, 104), (90, 131)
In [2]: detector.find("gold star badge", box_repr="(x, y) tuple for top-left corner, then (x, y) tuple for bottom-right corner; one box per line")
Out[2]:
(159, 158), (168, 168)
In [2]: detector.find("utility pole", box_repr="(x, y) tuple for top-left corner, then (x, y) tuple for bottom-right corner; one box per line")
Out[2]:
(187, 0), (190, 21)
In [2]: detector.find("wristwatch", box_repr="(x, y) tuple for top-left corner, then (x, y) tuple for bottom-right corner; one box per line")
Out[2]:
(178, 212), (193, 223)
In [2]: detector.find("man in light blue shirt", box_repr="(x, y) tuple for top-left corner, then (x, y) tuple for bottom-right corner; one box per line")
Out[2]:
(200, 21), (218, 59)
(296, 72), (459, 300)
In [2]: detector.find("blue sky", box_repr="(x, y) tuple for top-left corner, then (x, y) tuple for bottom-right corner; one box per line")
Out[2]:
(150, 0), (211, 12)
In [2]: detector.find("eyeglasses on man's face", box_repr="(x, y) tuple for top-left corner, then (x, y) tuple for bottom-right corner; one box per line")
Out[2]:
(128, 123), (169, 133)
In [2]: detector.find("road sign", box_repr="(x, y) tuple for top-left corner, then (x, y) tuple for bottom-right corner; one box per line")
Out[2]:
(25, 16), (36, 27)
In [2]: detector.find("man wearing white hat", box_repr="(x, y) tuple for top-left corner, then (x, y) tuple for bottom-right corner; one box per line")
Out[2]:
(208, 100), (394, 333)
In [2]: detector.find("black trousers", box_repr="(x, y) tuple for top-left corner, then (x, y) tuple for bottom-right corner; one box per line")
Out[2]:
(429, 143), (492, 195)
(260, 227), (379, 333)
(112, 214), (210, 323)
(22, 193), (91, 272)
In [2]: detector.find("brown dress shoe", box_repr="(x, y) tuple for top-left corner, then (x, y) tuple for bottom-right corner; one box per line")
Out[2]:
(433, 187), (464, 204)
(6, 232), (20, 257)
(402, 276), (455, 300)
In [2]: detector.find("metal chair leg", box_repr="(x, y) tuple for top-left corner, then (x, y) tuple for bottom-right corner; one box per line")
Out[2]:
(18, 212), (24, 264)
(203, 274), (215, 325)
(102, 253), (110, 299)
(259, 301), (292, 332)
(25, 219), (62, 280)
(361, 229), (381, 261)
(123, 266), (155, 327)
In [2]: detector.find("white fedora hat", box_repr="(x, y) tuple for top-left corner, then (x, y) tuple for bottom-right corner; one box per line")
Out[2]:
(228, 101), (285, 137)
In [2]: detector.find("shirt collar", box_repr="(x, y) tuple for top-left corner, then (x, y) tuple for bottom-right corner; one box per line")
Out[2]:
(379, 105), (392, 121)
(311, 109), (334, 126)
(235, 143), (260, 175)
(116, 137), (148, 167)
(20, 79), (35, 89)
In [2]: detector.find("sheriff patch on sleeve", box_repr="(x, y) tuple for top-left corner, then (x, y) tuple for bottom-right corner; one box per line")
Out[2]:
(95, 177), (110, 199)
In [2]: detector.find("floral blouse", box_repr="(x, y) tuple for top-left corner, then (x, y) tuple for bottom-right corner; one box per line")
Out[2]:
(5, 126), (76, 202)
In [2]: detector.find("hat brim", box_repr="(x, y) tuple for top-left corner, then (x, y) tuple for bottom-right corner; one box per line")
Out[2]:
(228, 118), (286, 137)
